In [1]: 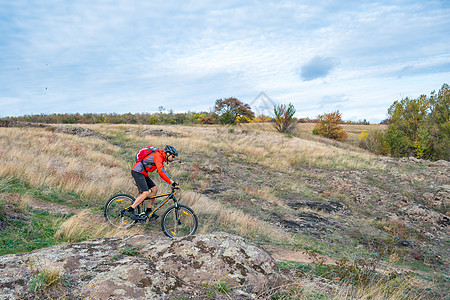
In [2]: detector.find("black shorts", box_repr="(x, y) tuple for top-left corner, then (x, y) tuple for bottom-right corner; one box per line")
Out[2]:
(131, 170), (156, 193)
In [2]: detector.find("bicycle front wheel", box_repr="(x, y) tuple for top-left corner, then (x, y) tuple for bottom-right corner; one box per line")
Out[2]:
(161, 204), (198, 238)
(104, 194), (140, 228)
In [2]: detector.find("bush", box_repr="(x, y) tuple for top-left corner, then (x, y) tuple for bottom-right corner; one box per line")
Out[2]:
(313, 110), (348, 141)
(359, 131), (389, 155)
(273, 103), (296, 133)
(199, 117), (216, 124)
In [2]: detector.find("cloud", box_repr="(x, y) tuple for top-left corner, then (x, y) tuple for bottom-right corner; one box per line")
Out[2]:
(319, 95), (348, 110)
(0, 1), (449, 122)
(299, 56), (338, 81)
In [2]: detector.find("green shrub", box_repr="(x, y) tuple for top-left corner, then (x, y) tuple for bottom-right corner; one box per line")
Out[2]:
(359, 131), (389, 155)
(203, 280), (231, 298)
(120, 244), (142, 256)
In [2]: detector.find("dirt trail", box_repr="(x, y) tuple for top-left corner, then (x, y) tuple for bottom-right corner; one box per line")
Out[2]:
(262, 244), (338, 265)
(29, 198), (81, 215)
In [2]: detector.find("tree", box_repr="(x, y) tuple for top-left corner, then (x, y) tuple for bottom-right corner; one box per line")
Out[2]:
(214, 98), (254, 124)
(385, 95), (431, 158)
(428, 84), (450, 160)
(313, 110), (348, 141)
(365, 83), (449, 160)
(273, 103), (296, 133)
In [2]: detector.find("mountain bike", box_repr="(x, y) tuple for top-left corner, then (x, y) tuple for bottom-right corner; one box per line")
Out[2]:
(104, 186), (198, 238)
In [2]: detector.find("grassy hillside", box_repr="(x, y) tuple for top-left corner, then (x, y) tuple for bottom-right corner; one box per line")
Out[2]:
(0, 123), (448, 299)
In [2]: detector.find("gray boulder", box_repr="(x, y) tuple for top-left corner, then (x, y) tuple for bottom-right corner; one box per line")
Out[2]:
(0, 233), (285, 299)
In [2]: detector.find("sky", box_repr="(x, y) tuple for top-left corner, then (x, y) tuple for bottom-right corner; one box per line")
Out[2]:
(1, 0), (449, 123)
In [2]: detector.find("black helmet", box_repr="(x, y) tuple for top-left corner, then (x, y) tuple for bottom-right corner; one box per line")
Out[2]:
(164, 145), (178, 156)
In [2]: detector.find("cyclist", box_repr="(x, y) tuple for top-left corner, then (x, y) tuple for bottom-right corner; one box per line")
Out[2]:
(123, 145), (179, 220)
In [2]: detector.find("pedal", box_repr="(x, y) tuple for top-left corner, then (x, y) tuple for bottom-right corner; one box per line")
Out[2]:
(137, 217), (147, 224)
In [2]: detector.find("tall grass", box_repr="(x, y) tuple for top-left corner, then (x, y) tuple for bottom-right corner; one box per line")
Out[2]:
(132, 124), (384, 170)
(333, 276), (428, 300)
(0, 127), (132, 203)
(54, 210), (143, 241)
(28, 264), (64, 293)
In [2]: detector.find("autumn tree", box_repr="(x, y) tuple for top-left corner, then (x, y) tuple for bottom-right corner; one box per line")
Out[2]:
(214, 97), (254, 124)
(313, 110), (348, 141)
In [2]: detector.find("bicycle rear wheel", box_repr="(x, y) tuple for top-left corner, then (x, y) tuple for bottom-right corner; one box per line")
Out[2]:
(104, 194), (141, 228)
(161, 204), (198, 238)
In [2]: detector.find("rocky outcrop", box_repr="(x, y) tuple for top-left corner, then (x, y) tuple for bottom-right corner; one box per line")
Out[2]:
(53, 126), (109, 139)
(139, 129), (179, 137)
(0, 233), (285, 299)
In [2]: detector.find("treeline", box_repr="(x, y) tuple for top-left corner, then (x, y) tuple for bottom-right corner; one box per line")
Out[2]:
(2, 84), (448, 161)
(0, 111), (218, 125)
(0, 108), (367, 126)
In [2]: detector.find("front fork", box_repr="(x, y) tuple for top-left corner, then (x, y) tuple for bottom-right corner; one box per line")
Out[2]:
(173, 198), (181, 224)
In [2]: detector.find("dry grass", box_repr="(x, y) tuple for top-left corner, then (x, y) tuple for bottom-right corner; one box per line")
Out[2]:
(0, 188), (32, 213)
(0, 127), (133, 202)
(332, 276), (430, 300)
(28, 265), (63, 293)
(124, 124), (384, 170)
(241, 122), (387, 142)
(54, 210), (143, 241)
(243, 185), (290, 209)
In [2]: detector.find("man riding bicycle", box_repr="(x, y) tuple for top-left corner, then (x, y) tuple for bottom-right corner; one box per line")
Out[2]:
(123, 145), (179, 220)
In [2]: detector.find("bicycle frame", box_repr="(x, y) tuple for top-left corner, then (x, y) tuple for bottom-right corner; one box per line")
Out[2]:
(141, 187), (179, 217)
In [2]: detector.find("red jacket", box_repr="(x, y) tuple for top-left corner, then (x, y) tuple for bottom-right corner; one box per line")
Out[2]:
(131, 150), (172, 184)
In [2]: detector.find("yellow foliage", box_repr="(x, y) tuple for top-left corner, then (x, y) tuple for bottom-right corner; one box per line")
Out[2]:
(358, 130), (369, 140)
(236, 115), (252, 123)
(252, 115), (271, 123)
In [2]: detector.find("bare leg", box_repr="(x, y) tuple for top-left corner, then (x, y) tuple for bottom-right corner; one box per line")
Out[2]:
(131, 186), (158, 209)
(131, 191), (149, 209)
(147, 186), (158, 208)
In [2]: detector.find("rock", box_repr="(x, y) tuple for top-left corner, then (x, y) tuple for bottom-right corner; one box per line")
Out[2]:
(0, 233), (284, 299)
(270, 212), (333, 236)
(401, 204), (449, 231)
(201, 187), (224, 194)
(138, 232), (285, 293)
(287, 200), (349, 214)
(0, 121), (47, 128)
(140, 129), (178, 137)
(200, 164), (223, 173)
(429, 160), (450, 167)
(125, 128), (138, 134)
(53, 126), (108, 139)
(422, 191), (450, 211)
(401, 157), (424, 164)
